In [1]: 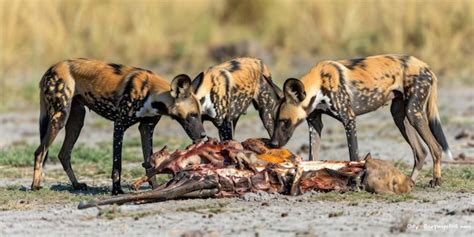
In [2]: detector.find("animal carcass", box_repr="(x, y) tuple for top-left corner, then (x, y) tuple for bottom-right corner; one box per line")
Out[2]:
(78, 138), (412, 209)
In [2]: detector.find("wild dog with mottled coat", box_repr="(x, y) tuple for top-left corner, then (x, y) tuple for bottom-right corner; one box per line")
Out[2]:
(33, 59), (206, 195)
(189, 57), (282, 140)
(270, 54), (452, 187)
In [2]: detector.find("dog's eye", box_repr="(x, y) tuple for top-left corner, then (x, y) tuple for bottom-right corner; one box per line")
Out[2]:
(280, 119), (291, 128)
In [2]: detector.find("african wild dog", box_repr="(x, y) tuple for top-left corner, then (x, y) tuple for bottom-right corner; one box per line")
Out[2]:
(32, 59), (206, 195)
(270, 54), (452, 187)
(188, 57), (282, 140)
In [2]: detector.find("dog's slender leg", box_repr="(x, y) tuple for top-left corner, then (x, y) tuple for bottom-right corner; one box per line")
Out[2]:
(390, 96), (427, 181)
(32, 111), (68, 190)
(406, 85), (442, 187)
(307, 112), (323, 161)
(403, 119), (427, 181)
(32, 74), (74, 190)
(218, 120), (233, 141)
(342, 117), (359, 161)
(253, 80), (280, 138)
(57, 97), (87, 190)
(407, 112), (442, 186)
(111, 123), (126, 195)
(232, 115), (241, 133)
(138, 116), (161, 188)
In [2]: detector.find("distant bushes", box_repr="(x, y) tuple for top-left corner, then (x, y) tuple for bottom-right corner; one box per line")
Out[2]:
(0, 0), (472, 110)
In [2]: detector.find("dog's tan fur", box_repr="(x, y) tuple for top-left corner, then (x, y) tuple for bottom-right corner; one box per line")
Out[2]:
(32, 58), (205, 194)
(190, 57), (282, 140)
(271, 54), (452, 187)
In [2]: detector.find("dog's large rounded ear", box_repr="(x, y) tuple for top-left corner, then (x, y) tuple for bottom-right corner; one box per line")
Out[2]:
(362, 153), (372, 160)
(192, 72), (204, 93)
(171, 74), (192, 98)
(283, 78), (306, 103)
(262, 74), (284, 100)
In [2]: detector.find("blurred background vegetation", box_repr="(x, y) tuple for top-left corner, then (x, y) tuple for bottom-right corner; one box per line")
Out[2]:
(0, 0), (473, 111)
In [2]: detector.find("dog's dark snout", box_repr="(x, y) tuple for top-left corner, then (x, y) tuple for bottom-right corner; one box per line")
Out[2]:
(193, 133), (208, 144)
(269, 140), (279, 148)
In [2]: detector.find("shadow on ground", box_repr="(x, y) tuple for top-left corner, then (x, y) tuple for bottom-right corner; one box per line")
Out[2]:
(49, 183), (110, 195)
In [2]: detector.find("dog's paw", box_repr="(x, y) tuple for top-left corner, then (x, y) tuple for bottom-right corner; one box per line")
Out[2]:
(73, 182), (88, 190)
(112, 188), (125, 195)
(429, 178), (442, 187)
(30, 185), (42, 191)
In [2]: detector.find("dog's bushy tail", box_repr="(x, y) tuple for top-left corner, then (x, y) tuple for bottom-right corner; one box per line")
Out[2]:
(38, 91), (50, 166)
(426, 72), (453, 160)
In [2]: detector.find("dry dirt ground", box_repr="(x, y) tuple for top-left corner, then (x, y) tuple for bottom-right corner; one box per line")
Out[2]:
(0, 86), (473, 236)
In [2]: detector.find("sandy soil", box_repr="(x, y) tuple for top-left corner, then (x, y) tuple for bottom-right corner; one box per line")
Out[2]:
(1, 192), (473, 236)
(0, 86), (473, 236)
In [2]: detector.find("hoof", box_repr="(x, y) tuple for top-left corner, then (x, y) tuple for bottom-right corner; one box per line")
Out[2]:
(73, 183), (88, 190)
(429, 178), (442, 187)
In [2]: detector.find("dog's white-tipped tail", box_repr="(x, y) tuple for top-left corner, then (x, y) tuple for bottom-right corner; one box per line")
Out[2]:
(443, 149), (454, 161)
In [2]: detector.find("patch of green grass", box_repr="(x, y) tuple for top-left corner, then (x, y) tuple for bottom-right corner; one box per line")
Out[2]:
(0, 134), (189, 168)
(119, 136), (175, 150)
(415, 166), (474, 192)
(123, 167), (146, 180)
(0, 160), (172, 197)
(89, 118), (111, 129)
(153, 137), (189, 151)
(0, 185), (108, 211)
(155, 174), (173, 185)
(121, 168), (172, 186)
(0, 175), (165, 214)
(0, 167), (30, 179)
(394, 160), (474, 192)
(0, 143), (139, 168)
(0, 144), (57, 167)
(97, 136), (188, 158)
(393, 159), (412, 171)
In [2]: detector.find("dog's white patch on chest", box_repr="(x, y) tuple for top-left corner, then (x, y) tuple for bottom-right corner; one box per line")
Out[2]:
(202, 94), (217, 118)
(309, 90), (333, 112)
(135, 97), (158, 117)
